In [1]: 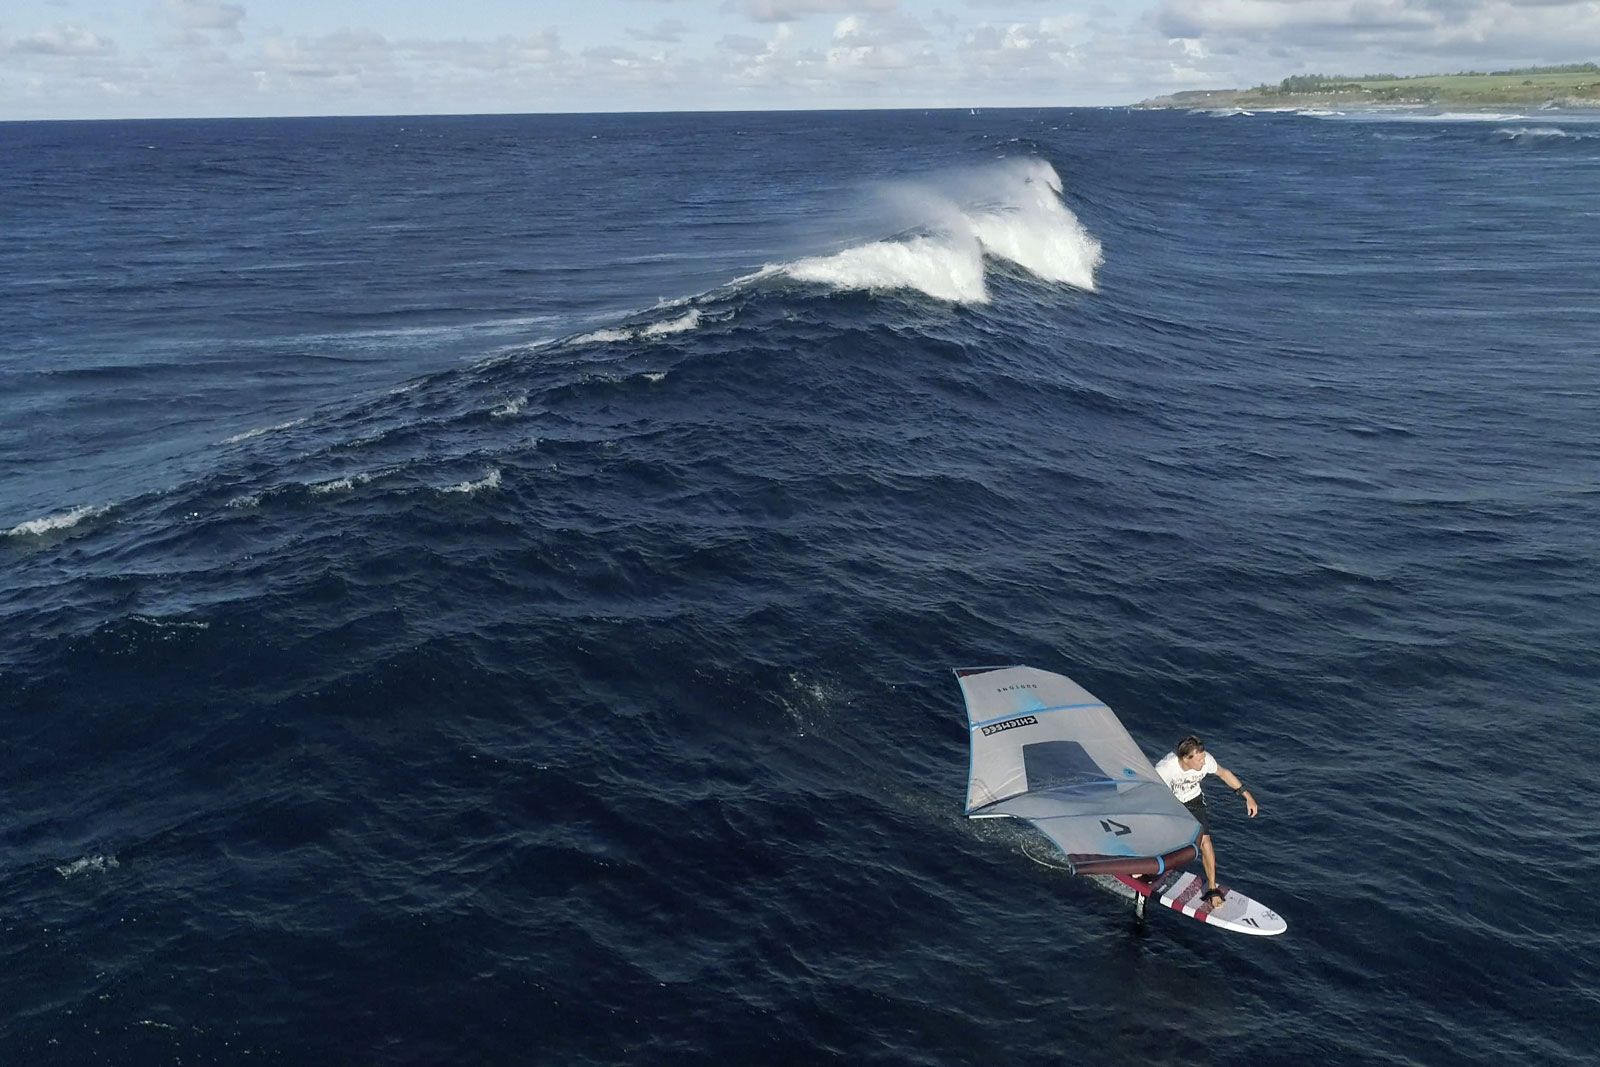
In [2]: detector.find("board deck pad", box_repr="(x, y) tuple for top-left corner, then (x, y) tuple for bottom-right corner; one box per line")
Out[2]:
(1108, 870), (1286, 936)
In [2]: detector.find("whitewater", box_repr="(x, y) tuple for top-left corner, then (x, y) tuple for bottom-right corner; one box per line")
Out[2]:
(770, 159), (1101, 304)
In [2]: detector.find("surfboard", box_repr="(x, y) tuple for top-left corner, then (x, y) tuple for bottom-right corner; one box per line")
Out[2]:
(1111, 870), (1286, 936)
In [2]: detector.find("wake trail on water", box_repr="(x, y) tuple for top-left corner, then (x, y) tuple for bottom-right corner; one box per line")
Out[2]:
(762, 159), (1102, 305)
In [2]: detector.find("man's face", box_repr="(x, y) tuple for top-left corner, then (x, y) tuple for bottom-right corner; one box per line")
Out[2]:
(1179, 749), (1207, 771)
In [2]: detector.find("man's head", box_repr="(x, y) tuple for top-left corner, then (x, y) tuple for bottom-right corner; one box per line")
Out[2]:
(1176, 734), (1207, 771)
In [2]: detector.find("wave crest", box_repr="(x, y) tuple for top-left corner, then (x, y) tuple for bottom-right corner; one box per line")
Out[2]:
(783, 234), (988, 304)
(57, 853), (119, 878)
(6, 503), (109, 537)
(443, 469), (502, 495)
(571, 308), (704, 346)
(768, 159), (1102, 305)
(222, 418), (306, 445)
(1494, 125), (1592, 143)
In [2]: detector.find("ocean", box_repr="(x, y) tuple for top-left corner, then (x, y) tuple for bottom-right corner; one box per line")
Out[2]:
(2, 106), (1598, 1064)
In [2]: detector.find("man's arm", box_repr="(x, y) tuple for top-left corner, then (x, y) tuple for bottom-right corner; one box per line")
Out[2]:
(1214, 766), (1259, 818)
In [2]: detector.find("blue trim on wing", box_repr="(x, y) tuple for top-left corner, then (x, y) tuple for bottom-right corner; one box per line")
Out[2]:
(968, 702), (1106, 730)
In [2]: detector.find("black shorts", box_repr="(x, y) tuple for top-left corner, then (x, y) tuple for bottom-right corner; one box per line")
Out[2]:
(1184, 796), (1212, 837)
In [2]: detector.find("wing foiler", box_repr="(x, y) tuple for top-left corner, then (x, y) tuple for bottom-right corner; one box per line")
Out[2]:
(957, 664), (1199, 877)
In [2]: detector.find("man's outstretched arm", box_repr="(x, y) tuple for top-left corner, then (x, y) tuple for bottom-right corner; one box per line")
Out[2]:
(1214, 766), (1259, 818)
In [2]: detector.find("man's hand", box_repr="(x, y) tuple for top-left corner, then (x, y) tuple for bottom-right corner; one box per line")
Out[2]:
(1244, 791), (1259, 818)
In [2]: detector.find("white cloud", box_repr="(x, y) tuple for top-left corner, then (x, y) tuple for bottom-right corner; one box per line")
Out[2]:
(1155, 0), (1600, 65)
(628, 19), (690, 43)
(257, 29), (395, 81)
(168, 0), (247, 33)
(717, 33), (772, 57)
(719, 22), (828, 88)
(826, 13), (936, 71)
(830, 12), (931, 46)
(738, 0), (899, 23)
(957, 17), (1085, 73)
(404, 31), (567, 72)
(4, 25), (116, 57)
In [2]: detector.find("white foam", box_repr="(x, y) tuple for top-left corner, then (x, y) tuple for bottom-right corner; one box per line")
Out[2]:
(56, 853), (119, 878)
(1386, 111), (1529, 123)
(222, 418), (305, 445)
(770, 159), (1102, 305)
(642, 309), (702, 336)
(572, 327), (632, 344)
(642, 372), (667, 383)
(1496, 126), (1574, 140)
(784, 234), (989, 304)
(309, 474), (368, 495)
(968, 179), (1102, 291)
(6, 503), (109, 537)
(571, 308), (703, 346)
(130, 614), (209, 631)
(443, 469), (502, 494)
(491, 395), (527, 417)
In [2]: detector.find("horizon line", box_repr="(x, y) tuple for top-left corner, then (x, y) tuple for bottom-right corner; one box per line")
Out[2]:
(0, 102), (1141, 125)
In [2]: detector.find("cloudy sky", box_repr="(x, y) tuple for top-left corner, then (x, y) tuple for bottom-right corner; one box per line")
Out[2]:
(3, 0), (1598, 119)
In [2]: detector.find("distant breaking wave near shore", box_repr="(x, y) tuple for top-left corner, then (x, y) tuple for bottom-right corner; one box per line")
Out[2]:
(765, 159), (1101, 304)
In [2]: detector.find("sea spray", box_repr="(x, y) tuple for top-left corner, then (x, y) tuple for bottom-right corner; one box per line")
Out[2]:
(783, 234), (988, 304)
(769, 159), (1101, 304)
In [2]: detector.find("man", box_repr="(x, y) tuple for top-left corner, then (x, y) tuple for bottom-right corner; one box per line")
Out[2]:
(1154, 735), (1257, 909)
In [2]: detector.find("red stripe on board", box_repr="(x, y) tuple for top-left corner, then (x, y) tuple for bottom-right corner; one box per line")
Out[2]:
(1168, 874), (1203, 909)
(1153, 868), (1186, 895)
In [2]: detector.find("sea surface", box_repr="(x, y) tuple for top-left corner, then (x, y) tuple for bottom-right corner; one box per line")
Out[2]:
(3, 106), (1598, 1064)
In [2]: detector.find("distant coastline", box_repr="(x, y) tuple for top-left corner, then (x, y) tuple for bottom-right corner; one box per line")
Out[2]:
(1137, 63), (1600, 110)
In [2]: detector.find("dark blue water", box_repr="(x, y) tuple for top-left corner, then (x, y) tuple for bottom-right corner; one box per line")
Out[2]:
(3, 108), (1598, 1064)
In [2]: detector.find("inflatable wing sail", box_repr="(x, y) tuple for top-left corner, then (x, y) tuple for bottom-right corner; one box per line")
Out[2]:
(957, 665), (1200, 877)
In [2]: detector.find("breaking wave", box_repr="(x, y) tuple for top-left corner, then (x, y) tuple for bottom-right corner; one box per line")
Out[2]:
(767, 159), (1102, 305)
(442, 469), (502, 495)
(782, 234), (987, 304)
(572, 308), (703, 345)
(1493, 125), (1595, 145)
(1399, 111), (1530, 123)
(309, 474), (370, 495)
(6, 503), (110, 538)
(641, 309), (702, 337)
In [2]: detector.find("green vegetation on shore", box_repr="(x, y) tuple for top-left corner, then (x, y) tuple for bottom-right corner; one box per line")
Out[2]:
(1140, 63), (1600, 109)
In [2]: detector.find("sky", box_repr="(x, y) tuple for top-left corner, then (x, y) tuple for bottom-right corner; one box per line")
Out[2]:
(2, 0), (1599, 119)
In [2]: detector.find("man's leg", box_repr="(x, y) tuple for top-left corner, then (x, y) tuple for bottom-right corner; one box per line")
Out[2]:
(1198, 832), (1217, 889)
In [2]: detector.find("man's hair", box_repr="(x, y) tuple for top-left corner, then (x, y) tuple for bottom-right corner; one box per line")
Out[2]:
(1176, 735), (1206, 758)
